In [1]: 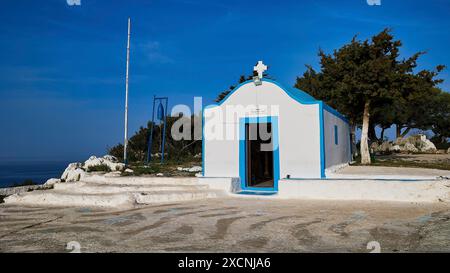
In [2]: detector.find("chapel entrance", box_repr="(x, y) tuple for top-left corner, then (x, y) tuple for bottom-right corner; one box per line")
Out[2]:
(245, 122), (274, 188)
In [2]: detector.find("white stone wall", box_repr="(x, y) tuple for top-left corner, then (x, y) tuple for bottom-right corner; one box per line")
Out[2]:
(203, 80), (322, 179)
(323, 109), (352, 171)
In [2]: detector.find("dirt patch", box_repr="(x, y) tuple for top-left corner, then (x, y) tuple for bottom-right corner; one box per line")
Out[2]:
(239, 237), (269, 249)
(175, 225), (194, 235)
(210, 217), (245, 240)
(1, 198), (450, 252)
(365, 154), (450, 171)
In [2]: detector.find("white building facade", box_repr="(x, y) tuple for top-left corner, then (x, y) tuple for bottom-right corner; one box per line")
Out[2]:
(202, 63), (351, 194)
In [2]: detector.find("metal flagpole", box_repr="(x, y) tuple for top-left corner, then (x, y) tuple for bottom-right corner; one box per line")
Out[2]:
(146, 95), (156, 164)
(161, 98), (168, 163)
(123, 18), (131, 164)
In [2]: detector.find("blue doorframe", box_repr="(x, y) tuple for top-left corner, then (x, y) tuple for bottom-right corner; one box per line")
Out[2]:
(239, 116), (280, 192)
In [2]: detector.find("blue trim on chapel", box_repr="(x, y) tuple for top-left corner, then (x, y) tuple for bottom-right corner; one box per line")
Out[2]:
(201, 78), (350, 181)
(238, 116), (280, 192)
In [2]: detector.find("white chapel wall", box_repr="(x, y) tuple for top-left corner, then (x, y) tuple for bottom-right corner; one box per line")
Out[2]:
(323, 109), (352, 170)
(204, 81), (322, 179)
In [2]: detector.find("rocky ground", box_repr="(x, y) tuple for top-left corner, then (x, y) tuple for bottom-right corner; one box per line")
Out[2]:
(369, 153), (450, 171)
(1, 198), (450, 253)
(376, 153), (450, 165)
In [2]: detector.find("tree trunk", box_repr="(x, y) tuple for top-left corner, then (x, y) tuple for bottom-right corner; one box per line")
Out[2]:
(360, 100), (371, 165)
(380, 127), (385, 141)
(368, 123), (378, 142)
(400, 127), (411, 138)
(350, 122), (358, 158)
(396, 124), (402, 139)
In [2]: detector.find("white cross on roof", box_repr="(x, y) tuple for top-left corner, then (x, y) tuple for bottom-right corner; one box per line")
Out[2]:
(254, 61), (268, 79)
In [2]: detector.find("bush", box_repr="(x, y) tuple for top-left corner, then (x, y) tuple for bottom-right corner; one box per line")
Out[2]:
(87, 164), (111, 172)
(430, 136), (450, 150)
(12, 179), (36, 187)
(0, 195), (5, 203)
(435, 142), (450, 150)
(128, 165), (162, 176)
(107, 116), (203, 164)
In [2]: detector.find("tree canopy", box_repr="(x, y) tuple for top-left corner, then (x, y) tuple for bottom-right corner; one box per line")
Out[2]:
(295, 28), (447, 163)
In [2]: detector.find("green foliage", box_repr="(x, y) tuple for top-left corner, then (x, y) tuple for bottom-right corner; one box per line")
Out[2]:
(352, 156), (450, 171)
(125, 165), (161, 176)
(430, 92), (450, 141)
(215, 75), (252, 103)
(123, 157), (201, 177)
(12, 179), (36, 187)
(108, 115), (203, 164)
(108, 144), (124, 162)
(295, 28), (446, 141)
(87, 164), (111, 172)
(215, 73), (274, 103)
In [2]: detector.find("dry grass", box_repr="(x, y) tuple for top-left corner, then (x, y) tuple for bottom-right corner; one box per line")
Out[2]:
(353, 153), (450, 171)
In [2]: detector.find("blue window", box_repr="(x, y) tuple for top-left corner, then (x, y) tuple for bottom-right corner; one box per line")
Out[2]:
(334, 125), (338, 145)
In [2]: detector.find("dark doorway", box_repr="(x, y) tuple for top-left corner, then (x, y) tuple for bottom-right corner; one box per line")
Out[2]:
(245, 123), (274, 188)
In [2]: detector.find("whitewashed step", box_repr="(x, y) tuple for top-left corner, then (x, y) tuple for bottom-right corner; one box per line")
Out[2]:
(4, 191), (136, 209)
(53, 182), (209, 194)
(134, 190), (222, 204)
(4, 175), (226, 209)
(81, 175), (200, 186)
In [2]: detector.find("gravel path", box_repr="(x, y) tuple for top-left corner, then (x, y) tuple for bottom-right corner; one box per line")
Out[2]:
(1, 198), (449, 253)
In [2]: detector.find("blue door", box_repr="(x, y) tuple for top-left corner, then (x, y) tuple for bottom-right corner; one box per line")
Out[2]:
(239, 116), (279, 193)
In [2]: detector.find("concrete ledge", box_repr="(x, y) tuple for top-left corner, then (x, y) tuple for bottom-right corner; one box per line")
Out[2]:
(82, 175), (199, 185)
(277, 179), (450, 203)
(0, 185), (45, 196)
(199, 176), (450, 203)
(4, 191), (136, 209)
(198, 177), (240, 194)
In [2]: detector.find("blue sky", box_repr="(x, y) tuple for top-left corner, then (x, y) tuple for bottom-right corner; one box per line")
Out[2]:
(0, 0), (449, 162)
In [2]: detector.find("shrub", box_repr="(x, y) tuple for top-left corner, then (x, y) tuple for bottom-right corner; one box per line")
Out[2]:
(86, 164), (111, 172)
(12, 179), (36, 187)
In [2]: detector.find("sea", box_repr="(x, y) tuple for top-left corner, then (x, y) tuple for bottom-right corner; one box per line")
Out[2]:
(0, 160), (72, 188)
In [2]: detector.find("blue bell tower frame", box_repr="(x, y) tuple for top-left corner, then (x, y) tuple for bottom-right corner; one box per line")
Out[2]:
(146, 96), (169, 164)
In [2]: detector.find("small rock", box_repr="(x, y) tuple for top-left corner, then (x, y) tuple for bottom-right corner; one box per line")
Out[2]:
(417, 135), (437, 153)
(156, 173), (164, 177)
(188, 166), (202, 173)
(370, 142), (379, 153)
(84, 156), (104, 169)
(104, 171), (122, 177)
(65, 168), (85, 182)
(403, 142), (419, 153)
(124, 168), (134, 173)
(61, 162), (83, 181)
(395, 137), (408, 146)
(177, 167), (193, 172)
(102, 155), (118, 163)
(84, 155), (125, 172)
(195, 172), (202, 177)
(390, 145), (401, 152)
(379, 141), (392, 152)
(44, 178), (61, 187)
(151, 153), (167, 158)
(447, 147), (450, 154)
